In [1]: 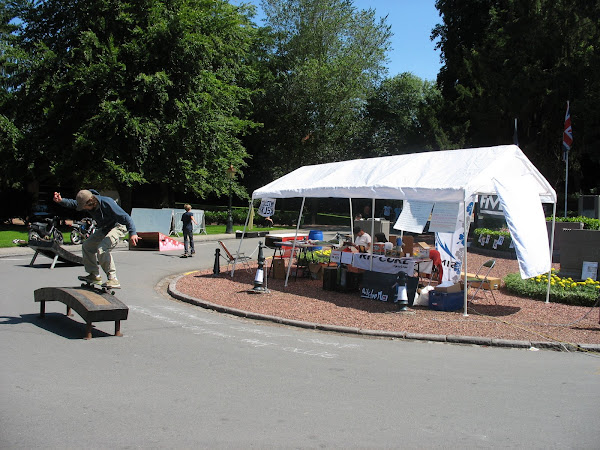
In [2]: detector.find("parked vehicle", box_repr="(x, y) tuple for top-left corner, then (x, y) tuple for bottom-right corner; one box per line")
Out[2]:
(70, 218), (96, 245)
(27, 216), (64, 244)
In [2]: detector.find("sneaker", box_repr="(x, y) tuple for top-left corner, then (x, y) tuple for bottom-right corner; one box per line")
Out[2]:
(180, 254), (188, 258)
(103, 278), (121, 289)
(190, 250), (195, 255)
(78, 274), (102, 284)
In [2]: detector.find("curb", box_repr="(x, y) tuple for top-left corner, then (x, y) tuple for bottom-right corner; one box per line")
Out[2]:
(166, 274), (600, 353)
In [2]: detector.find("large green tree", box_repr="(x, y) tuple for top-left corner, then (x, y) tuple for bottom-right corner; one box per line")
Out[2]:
(361, 72), (451, 157)
(433, 0), (600, 194)
(10, 0), (258, 209)
(244, 0), (392, 190)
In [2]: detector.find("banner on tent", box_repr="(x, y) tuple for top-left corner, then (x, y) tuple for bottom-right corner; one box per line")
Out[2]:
(435, 196), (475, 283)
(258, 198), (276, 217)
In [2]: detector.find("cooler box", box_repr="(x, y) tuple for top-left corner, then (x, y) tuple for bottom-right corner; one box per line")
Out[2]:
(265, 233), (308, 257)
(429, 290), (465, 311)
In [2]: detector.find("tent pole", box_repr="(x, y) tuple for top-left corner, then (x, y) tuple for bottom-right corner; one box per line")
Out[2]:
(462, 198), (469, 317)
(349, 199), (354, 236)
(284, 197), (305, 287)
(546, 202), (557, 303)
(231, 199), (253, 277)
(369, 198), (375, 271)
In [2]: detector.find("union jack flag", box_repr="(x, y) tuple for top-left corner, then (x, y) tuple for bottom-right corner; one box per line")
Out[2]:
(562, 101), (572, 161)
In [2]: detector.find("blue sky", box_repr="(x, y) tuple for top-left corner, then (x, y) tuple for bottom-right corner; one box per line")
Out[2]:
(231, 0), (443, 81)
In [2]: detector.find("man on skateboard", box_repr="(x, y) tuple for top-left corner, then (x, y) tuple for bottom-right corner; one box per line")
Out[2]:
(54, 189), (139, 288)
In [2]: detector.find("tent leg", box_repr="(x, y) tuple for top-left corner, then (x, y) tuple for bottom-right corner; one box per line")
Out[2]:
(231, 200), (253, 277)
(285, 197), (305, 287)
(546, 202), (557, 303)
(463, 199), (469, 317)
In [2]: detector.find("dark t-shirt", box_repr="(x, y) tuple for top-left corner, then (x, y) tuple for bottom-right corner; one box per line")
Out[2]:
(181, 211), (194, 231)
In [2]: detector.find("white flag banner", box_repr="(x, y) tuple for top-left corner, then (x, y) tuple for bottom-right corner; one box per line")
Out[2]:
(258, 198), (276, 217)
(435, 196), (475, 283)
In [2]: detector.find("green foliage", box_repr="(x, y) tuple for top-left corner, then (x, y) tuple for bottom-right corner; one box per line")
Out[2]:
(433, 0), (600, 193)
(547, 216), (600, 230)
(504, 272), (599, 307)
(8, 0), (258, 200)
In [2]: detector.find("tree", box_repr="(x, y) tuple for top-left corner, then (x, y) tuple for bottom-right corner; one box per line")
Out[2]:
(244, 0), (392, 190)
(362, 72), (451, 157)
(433, 0), (600, 193)
(11, 0), (259, 209)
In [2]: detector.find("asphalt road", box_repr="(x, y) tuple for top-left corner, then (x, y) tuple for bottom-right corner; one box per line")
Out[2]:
(1, 237), (599, 448)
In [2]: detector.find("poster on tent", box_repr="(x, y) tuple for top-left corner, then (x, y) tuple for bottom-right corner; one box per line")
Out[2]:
(434, 196), (475, 283)
(428, 202), (460, 233)
(258, 198), (276, 217)
(393, 201), (433, 233)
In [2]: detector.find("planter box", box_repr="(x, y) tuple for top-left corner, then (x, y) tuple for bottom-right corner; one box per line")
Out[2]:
(546, 221), (583, 261)
(559, 229), (600, 279)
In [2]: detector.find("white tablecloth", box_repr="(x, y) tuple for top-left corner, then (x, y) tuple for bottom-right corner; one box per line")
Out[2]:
(351, 253), (432, 275)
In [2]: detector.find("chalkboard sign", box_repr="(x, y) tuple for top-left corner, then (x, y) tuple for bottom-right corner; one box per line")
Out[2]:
(359, 271), (418, 305)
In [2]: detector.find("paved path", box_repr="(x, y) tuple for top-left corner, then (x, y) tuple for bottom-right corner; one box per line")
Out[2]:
(1, 236), (599, 448)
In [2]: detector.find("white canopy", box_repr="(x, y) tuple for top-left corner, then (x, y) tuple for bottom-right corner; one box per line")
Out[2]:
(249, 145), (557, 315)
(252, 145), (556, 203)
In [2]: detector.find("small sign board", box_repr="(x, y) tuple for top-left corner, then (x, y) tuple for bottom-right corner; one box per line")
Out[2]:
(359, 271), (418, 304)
(581, 261), (598, 281)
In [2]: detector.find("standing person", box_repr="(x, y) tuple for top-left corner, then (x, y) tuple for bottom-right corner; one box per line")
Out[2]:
(181, 204), (198, 258)
(353, 227), (371, 252)
(53, 189), (139, 288)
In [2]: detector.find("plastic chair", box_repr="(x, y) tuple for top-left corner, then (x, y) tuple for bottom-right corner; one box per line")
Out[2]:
(466, 259), (497, 303)
(218, 241), (252, 272)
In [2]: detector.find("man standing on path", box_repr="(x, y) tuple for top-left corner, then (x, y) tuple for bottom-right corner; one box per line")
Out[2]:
(54, 189), (139, 288)
(180, 204), (197, 258)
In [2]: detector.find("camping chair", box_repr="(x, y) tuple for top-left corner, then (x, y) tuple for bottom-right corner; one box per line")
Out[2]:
(218, 240), (252, 273)
(466, 259), (497, 304)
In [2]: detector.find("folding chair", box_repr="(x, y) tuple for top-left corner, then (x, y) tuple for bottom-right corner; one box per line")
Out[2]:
(218, 240), (252, 272)
(466, 259), (497, 304)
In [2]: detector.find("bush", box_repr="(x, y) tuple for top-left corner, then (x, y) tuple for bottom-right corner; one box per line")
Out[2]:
(472, 228), (515, 252)
(504, 271), (600, 306)
(547, 216), (599, 230)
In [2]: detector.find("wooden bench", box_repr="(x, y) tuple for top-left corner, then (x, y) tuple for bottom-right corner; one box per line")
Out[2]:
(34, 287), (129, 339)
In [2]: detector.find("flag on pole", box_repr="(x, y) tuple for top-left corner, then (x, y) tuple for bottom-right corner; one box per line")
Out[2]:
(512, 118), (519, 146)
(562, 101), (572, 162)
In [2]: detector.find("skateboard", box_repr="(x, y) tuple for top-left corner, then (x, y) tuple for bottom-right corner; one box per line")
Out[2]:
(79, 281), (117, 295)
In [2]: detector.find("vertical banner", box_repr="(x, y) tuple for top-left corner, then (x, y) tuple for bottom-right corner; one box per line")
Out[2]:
(258, 198), (276, 217)
(434, 196), (475, 283)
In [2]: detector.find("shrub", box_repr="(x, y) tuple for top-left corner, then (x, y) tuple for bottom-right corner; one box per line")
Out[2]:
(546, 216), (599, 230)
(504, 270), (599, 306)
(472, 228), (514, 252)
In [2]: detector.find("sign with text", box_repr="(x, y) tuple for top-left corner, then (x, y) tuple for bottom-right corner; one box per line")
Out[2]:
(429, 202), (460, 233)
(258, 198), (276, 217)
(360, 271), (419, 304)
(351, 253), (433, 275)
(393, 200), (434, 233)
(479, 194), (504, 216)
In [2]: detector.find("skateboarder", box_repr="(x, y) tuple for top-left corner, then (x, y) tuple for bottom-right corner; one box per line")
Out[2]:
(53, 189), (139, 288)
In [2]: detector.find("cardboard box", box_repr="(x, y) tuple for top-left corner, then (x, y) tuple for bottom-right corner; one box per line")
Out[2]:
(308, 262), (324, 280)
(402, 236), (414, 256)
(434, 282), (462, 294)
(272, 259), (287, 280)
(461, 273), (501, 290)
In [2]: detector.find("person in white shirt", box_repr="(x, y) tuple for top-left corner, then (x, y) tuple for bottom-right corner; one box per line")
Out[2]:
(353, 227), (371, 252)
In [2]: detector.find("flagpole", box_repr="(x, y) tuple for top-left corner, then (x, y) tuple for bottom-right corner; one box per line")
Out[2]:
(564, 153), (568, 218)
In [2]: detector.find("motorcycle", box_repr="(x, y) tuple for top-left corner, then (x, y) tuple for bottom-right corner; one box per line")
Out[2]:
(70, 218), (96, 245)
(27, 216), (64, 245)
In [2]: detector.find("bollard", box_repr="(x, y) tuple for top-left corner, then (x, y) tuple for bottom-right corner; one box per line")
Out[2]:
(250, 241), (269, 293)
(213, 248), (221, 275)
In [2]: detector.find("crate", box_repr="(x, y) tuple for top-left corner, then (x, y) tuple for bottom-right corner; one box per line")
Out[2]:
(429, 290), (464, 312)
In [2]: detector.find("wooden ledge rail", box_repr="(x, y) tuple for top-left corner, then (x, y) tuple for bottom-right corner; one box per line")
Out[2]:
(34, 287), (129, 339)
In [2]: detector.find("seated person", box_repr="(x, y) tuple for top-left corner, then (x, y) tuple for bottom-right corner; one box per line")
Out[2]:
(374, 233), (393, 252)
(353, 227), (371, 252)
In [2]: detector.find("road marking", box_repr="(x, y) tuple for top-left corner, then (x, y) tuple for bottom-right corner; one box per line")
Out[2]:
(130, 304), (352, 359)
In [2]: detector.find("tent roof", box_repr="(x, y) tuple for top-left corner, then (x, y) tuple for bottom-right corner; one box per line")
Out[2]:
(252, 145), (556, 203)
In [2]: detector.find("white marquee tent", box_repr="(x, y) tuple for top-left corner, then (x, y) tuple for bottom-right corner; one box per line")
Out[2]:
(248, 145), (557, 315)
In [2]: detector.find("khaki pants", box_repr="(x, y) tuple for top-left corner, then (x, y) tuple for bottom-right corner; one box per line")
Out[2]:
(82, 224), (127, 280)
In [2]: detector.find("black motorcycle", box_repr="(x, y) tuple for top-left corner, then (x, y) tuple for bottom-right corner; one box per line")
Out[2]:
(27, 216), (64, 244)
(70, 218), (96, 245)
